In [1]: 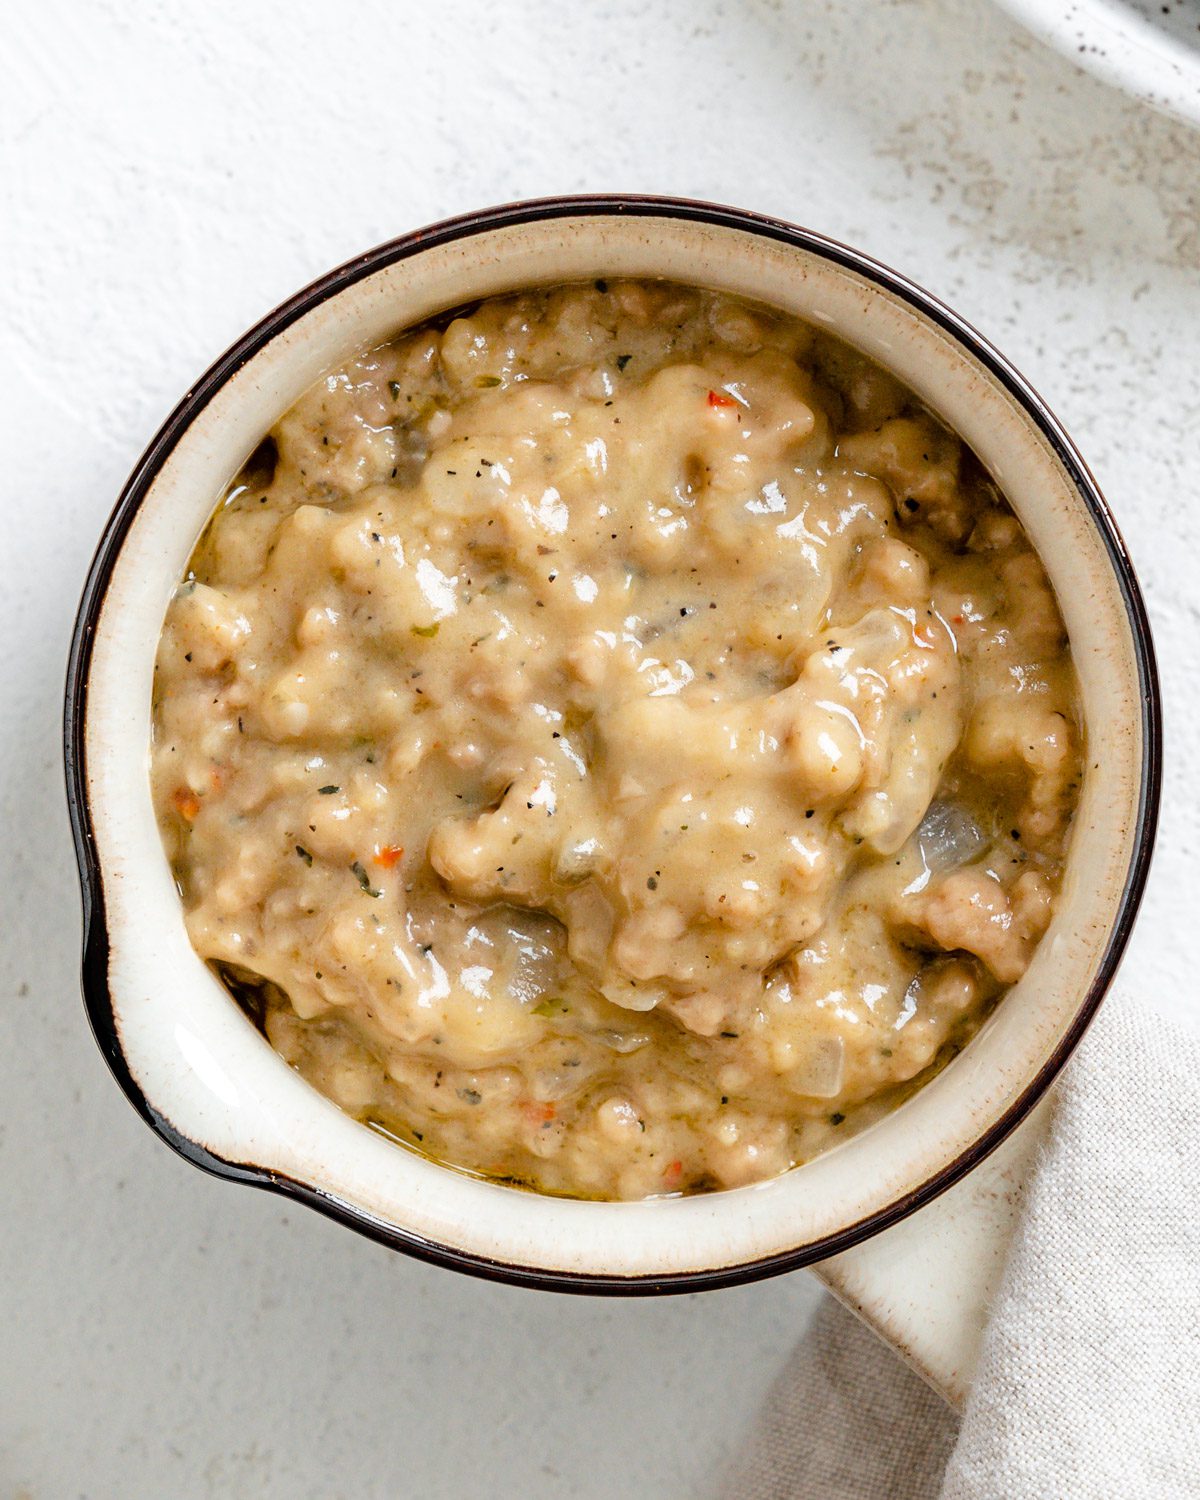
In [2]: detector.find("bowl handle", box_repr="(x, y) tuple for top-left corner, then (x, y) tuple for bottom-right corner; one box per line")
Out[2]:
(810, 1091), (1054, 1407)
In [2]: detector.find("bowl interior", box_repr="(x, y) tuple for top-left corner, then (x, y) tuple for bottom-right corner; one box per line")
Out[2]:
(73, 202), (1154, 1282)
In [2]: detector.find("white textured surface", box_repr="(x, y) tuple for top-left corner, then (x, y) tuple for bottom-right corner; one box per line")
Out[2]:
(3, 1), (1196, 1496)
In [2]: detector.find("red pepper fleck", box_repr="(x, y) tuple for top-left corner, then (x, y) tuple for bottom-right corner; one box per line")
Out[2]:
(374, 844), (405, 868)
(664, 1159), (683, 1185)
(172, 787), (201, 822)
(707, 389), (736, 408)
(522, 1101), (557, 1126)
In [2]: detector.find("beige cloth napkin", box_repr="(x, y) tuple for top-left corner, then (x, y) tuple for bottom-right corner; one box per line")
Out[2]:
(723, 992), (1200, 1499)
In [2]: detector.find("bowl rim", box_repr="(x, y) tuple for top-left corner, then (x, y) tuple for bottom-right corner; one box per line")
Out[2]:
(63, 193), (1162, 1293)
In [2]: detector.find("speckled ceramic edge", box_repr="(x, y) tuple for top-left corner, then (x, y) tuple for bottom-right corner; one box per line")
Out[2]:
(994, 0), (1200, 127)
(64, 195), (1161, 1293)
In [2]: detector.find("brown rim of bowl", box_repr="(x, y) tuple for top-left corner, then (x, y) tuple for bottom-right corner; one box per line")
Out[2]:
(63, 193), (1162, 1294)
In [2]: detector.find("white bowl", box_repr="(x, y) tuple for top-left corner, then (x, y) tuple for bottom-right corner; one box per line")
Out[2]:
(994, 0), (1200, 128)
(65, 196), (1160, 1291)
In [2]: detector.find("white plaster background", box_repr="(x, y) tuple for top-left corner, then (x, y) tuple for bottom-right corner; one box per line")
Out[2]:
(3, 1), (1197, 1495)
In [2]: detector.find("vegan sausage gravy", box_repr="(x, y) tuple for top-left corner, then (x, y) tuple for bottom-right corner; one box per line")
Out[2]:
(152, 279), (1082, 1199)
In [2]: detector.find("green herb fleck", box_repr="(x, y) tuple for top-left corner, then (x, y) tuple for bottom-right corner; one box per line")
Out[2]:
(411, 622), (440, 638)
(388, 380), (401, 400)
(295, 845), (313, 866)
(318, 784), (339, 795)
(829, 1112), (846, 1126)
(616, 353), (632, 371)
(532, 997), (566, 1018)
(720, 1030), (739, 1039)
(351, 860), (382, 897)
(458, 1087), (483, 1105)
(474, 374), (502, 388)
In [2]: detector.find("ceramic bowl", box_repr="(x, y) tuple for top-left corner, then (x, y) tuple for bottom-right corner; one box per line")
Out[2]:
(64, 196), (1160, 1291)
(993, 0), (1200, 129)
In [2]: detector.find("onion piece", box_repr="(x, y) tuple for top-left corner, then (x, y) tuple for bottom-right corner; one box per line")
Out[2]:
(916, 800), (987, 873)
(788, 1036), (846, 1099)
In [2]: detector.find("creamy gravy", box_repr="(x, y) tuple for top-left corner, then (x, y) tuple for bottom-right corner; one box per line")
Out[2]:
(152, 280), (1082, 1199)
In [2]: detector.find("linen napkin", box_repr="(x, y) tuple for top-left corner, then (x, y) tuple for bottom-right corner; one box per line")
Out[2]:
(722, 991), (1200, 1499)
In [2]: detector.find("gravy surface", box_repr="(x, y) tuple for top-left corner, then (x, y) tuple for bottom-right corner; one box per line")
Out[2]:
(153, 280), (1082, 1199)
